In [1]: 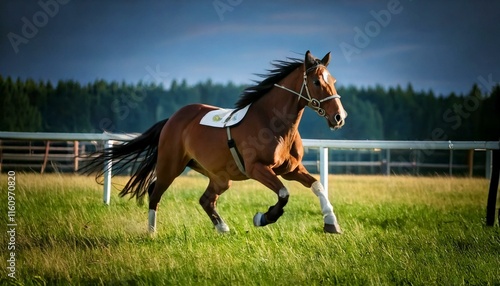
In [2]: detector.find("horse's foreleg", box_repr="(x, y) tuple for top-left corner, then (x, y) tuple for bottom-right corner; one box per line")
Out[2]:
(282, 165), (342, 234)
(253, 192), (289, 227)
(199, 180), (231, 233)
(247, 164), (289, 227)
(311, 181), (342, 234)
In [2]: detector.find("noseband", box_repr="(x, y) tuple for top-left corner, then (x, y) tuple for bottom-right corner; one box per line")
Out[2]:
(274, 65), (341, 118)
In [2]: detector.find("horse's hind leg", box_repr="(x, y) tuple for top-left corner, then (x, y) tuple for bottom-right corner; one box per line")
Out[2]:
(147, 154), (188, 234)
(147, 178), (174, 233)
(146, 180), (157, 233)
(147, 180), (156, 198)
(199, 179), (231, 233)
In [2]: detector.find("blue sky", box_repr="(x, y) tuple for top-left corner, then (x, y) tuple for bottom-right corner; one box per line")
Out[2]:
(1, 0), (499, 96)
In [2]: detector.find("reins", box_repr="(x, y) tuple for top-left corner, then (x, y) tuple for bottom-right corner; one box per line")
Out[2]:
(274, 65), (340, 117)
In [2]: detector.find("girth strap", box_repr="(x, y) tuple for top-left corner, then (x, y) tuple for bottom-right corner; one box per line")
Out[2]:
(226, 127), (247, 177)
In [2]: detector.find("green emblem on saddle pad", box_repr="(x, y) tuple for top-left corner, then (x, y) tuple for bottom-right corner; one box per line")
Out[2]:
(213, 115), (222, 122)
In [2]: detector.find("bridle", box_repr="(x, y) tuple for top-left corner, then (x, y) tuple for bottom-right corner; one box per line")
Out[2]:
(274, 65), (341, 118)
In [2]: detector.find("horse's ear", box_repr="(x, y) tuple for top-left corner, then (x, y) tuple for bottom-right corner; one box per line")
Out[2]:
(304, 50), (316, 70)
(321, 52), (331, 67)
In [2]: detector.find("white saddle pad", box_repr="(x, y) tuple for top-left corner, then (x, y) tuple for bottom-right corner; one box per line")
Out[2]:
(200, 104), (251, 128)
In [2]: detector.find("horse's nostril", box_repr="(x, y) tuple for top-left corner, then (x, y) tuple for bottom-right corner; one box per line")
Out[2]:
(334, 113), (342, 123)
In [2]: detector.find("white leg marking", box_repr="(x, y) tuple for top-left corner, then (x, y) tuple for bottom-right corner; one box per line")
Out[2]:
(215, 221), (230, 233)
(278, 187), (289, 199)
(311, 181), (338, 225)
(148, 209), (157, 233)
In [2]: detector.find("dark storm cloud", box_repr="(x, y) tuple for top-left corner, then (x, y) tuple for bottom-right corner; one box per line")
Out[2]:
(1, 0), (499, 95)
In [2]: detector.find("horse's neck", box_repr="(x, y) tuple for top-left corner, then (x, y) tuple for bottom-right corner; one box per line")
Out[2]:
(254, 69), (306, 138)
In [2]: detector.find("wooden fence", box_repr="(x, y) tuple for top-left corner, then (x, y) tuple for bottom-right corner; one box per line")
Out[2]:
(0, 139), (97, 173)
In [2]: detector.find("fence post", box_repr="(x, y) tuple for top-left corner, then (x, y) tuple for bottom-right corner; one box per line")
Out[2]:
(0, 139), (3, 173)
(73, 140), (79, 172)
(103, 140), (112, 205)
(319, 147), (329, 191)
(449, 149), (453, 176)
(486, 150), (492, 179)
(41, 140), (50, 174)
(467, 149), (474, 177)
(486, 149), (500, 226)
(385, 149), (391, 176)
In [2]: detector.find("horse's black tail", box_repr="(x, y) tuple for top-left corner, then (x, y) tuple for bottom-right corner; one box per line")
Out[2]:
(81, 118), (168, 202)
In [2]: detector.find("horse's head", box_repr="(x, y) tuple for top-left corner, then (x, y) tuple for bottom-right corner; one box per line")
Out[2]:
(304, 51), (347, 130)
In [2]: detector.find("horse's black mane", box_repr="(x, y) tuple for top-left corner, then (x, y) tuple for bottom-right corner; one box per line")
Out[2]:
(235, 58), (303, 109)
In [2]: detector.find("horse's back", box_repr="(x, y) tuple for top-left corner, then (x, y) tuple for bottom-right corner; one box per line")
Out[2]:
(158, 103), (241, 177)
(169, 103), (219, 122)
(160, 103), (221, 144)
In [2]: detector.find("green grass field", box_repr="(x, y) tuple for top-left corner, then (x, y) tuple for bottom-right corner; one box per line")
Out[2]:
(1, 173), (499, 285)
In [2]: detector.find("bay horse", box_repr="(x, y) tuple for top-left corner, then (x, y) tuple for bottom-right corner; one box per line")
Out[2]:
(84, 51), (347, 234)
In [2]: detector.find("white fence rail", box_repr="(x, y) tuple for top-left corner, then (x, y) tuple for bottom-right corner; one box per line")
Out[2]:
(1, 132), (499, 226)
(301, 139), (500, 190)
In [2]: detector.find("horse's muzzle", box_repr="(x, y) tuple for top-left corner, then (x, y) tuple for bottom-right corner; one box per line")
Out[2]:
(328, 111), (347, 130)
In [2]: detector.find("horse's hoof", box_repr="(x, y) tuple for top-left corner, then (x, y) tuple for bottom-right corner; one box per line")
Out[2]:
(215, 222), (230, 233)
(253, 212), (265, 227)
(148, 226), (156, 236)
(148, 227), (157, 238)
(324, 223), (342, 234)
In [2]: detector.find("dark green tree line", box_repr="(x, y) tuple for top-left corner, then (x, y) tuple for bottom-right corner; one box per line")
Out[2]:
(0, 75), (499, 141)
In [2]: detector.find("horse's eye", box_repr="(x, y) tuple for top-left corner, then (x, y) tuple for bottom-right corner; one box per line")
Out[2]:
(313, 80), (320, 86)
